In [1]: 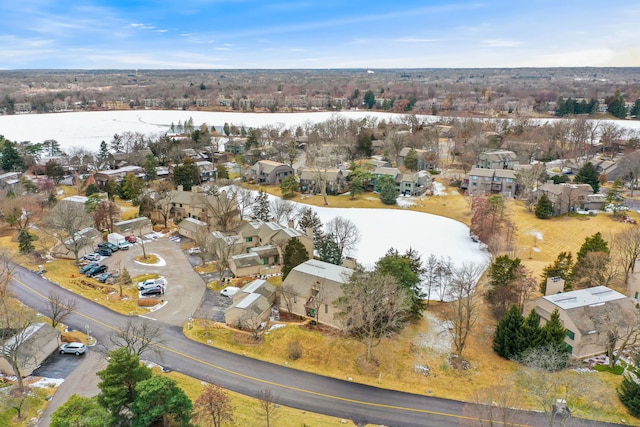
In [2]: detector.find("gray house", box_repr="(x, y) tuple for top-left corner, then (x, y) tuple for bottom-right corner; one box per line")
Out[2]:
(250, 160), (294, 185)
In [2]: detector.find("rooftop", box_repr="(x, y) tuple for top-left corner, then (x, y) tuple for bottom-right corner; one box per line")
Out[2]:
(292, 259), (353, 284)
(543, 286), (626, 310)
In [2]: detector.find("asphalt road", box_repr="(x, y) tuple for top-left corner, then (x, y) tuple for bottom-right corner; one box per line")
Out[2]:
(11, 265), (622, 427)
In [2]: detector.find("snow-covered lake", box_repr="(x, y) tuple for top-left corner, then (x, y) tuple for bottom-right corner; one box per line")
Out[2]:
(2, 109), (638, 154)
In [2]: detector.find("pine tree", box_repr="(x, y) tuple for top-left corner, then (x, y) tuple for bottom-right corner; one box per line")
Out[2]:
(252, 190), (270, 221)
(540, 309), (567, 349)
(534, 193), (554, 218)
(281, 238), (309, 279)
(404, 148), (419, 171)
(605, 177), (626, 216)
(540, 251), (574, 293)
(317, 233), (342, 265)
(172, 158), (200, 191)
(574, 162), (600, 193)
(216, 163), (229, 180)
(18, 230), (36, 255)
(297, 207), (323, 248)
(379, 176), (397, 205)
(522, 309), (542, 349)
(493, 305), (526, 359)
(618, 371), (640, 417)
(280, 175), (299, 199)
(576, 232), (609, 260)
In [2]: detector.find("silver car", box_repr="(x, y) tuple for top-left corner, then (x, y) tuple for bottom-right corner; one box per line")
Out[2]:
(138, 278), (167, 290)
(59, 342), (87, 355)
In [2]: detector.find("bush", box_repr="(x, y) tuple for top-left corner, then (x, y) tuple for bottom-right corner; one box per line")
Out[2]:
(138, 298), (161, 307)
(287, 340), (303, 360)
(594, 364), (624, 375)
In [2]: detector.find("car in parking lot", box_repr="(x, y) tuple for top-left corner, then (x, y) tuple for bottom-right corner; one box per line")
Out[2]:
(86, 264), (107, 277)
(125, 235), (137, 244)
(220, 286), (240, 298)
(59, 342), (87, 355)
(96, 272), (112, 283)
(138, 278), (167, 290)
(140, 286), (164, 297)
(83, 252), (101, 262)
(97, 247), (113, 257)
(98, 242), (118, 252)
(79, 263), (98, 274)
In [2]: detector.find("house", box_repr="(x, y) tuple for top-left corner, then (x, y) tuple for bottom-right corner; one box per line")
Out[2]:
(51, 226), (101, 259)
(279, 259), (354, 329)
(178, 217), (209, 240)
(397, 147), (436, 171)
(113, 217), (153, 236)
(0, 172), (22, 189)
(94, 165), (145, 187)
(298, 168), (349, 195)
(535, 182), (596, 215)
(228, 252), (281, 277)
(525, 286), (638, 358)
(462, 168), (517, 197)
(371, 167), (429, 196)
(224, 279), (276, 328)
(477, 150), (519, 170)
(0, 322), (60, 377)
(194, 161), (216, 183)
(236, 220), (314, 258)
(250, 160), (294, 185)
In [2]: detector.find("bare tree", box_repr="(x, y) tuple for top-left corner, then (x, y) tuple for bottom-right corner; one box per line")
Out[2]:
(465, 386), (518, 427)
(193, 382), (234, 427)
(613, 226), (640, 284)
(106, 317), (165, 357)
(45, 291), (77, 328)
(0, 300), (39, 391)
(335, 270), (412, 362)
(278, 283), (296, 314)
(240, 311), (266, 341)
(590, 302), (640, 369)
(47, 201), (93, 264)
(93, 200), (121, 233)
(269, 198), (296, 224)
(256, 388), (279, 427)
(616, 150), (640, 196)
(325, 216), (360, 261)
(201, 188), (240, 232)
(152, 181), (176, 228)
(445, 262), (484, 359)
(234, 186), (255, 220)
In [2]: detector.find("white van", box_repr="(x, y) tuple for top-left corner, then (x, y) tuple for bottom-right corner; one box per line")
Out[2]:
(220, 286), (240, 297)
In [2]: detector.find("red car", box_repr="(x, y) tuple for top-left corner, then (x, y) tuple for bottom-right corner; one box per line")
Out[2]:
(125, 235), (137, 243)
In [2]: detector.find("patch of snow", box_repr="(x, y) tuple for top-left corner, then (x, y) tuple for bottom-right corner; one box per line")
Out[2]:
(415, 312), (452, 355)
(31, 377), (64, 388)
(134, 254), (167, 267)
(269, 324), (287, 331)
(432, 182), (447, 196)
(396, 196), (417, 208)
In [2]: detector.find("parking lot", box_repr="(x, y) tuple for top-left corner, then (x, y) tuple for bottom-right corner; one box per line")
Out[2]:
(97, 235), (207, 326)
(32, 349), (86, 379)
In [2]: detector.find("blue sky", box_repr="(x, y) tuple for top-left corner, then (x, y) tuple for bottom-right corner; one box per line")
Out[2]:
(1, 0), (638, 69)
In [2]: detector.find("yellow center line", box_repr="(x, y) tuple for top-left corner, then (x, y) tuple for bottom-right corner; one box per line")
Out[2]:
(15, 276), (531, 426)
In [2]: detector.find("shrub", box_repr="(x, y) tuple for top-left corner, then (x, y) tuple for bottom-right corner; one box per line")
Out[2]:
(287, 340), (303, 360)
(138, 298), (161, 307)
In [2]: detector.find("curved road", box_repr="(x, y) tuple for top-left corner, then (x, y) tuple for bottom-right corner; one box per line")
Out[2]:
(11, 265), (619, 427)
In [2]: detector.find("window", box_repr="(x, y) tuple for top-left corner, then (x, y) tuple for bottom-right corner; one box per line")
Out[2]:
(245, 237), (253, 243)
(293, 294), (297, 303)
(325, 304), (328, 314)
(566, 329), (575, 340)
(472, 176), (478, 180)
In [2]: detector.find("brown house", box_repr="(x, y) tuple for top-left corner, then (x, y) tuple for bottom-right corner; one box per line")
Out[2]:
(250, 160), (294, 185)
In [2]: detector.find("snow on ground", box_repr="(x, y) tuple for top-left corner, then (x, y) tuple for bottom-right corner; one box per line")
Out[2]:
(240, 188), (491, 295)
(432, 181), (447, 196)
(31, 377), (64, 388)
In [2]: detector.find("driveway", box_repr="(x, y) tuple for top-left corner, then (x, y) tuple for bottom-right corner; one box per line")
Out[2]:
(101, 236), (206, 326)
(32, 350), (86, 379)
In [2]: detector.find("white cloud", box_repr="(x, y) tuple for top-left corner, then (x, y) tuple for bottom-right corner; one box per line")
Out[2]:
(482, 39), (523, 48)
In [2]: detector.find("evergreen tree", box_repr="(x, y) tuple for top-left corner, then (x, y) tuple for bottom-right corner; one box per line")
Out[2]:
(605, 177), (626, 216)
(85, 183), (100, 196)
(142, 154), (158, 181)
(216, 163), (229, 180)
(540, 251), (574, 293)
(363, 90), (376, 109)
(379, 176), (397, 205)
(631, 99), (640, 118)
(317, 233), (342, 265)
(606, 89), (627, 119)
(97, 348), (152, 422)
(104, 178), (119, 201)
(223, 122), (230, 136)
(574, 162), (600, 193)
(485, 255), (522, 319)
(119, 174), (144, 200)
(50, 395), (110, 427)
(45, 159), (65, 184)
(97, 140), (110, 167)
(522, 309), (542, 349)
(172, 158), (200, 191)
(252, 190), (270, 221)
(539, 309), (567, 349)
(551, 174), (570, 184)
(1, 141), (25, 171)
(297, 206), (323, 248)
(576, 232), (609, 260)
(130, 376), (193, 427)
(534, 193), (554, 219)
(280, 175), (299, 199)
(375, 248), (426, 320)
(618, 371), (640, 417)
(281, 238), (309, 279)
(493, 305), (526, 359)
(18, 230), (36, 255)
(404, 148), (419, 171)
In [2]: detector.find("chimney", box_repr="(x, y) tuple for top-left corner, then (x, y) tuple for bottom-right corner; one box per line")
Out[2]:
(176, 185), (184, 192)
(288, 220), (295, 229)
(545, 277), (565, 296)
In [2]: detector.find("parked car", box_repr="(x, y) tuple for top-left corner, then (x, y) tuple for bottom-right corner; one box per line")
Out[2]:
(138, 278), (167, 290)
(98, 242), (118, 252)
(83, 252), (101, 262)
(125, 235), (137, 244)
(188, 247), (201, 255)
(59, 342), (87, 355)
(97, 248), (112, 257)
(140, 286), (164, 297)
(220, 286), (240, 298)
(79, 263), (98, 274)
(86, 264), (107, 277)
(96, 272), (112, 283)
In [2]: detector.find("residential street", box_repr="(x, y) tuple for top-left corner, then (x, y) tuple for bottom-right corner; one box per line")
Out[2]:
(11, 264), (622, 427)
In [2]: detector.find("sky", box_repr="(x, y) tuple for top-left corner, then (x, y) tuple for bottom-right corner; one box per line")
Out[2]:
(1, 1), (638, 69)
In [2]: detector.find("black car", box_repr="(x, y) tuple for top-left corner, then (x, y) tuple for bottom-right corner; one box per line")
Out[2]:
(79, 263), (98, 274)
(140, 286), (164, 297)
(86, 264), (107, 277)
(97, 247), (112, 257)
(98, 242), (118, 252)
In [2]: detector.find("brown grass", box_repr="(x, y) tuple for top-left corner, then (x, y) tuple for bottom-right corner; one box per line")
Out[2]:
(137, 297), (162, 307)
